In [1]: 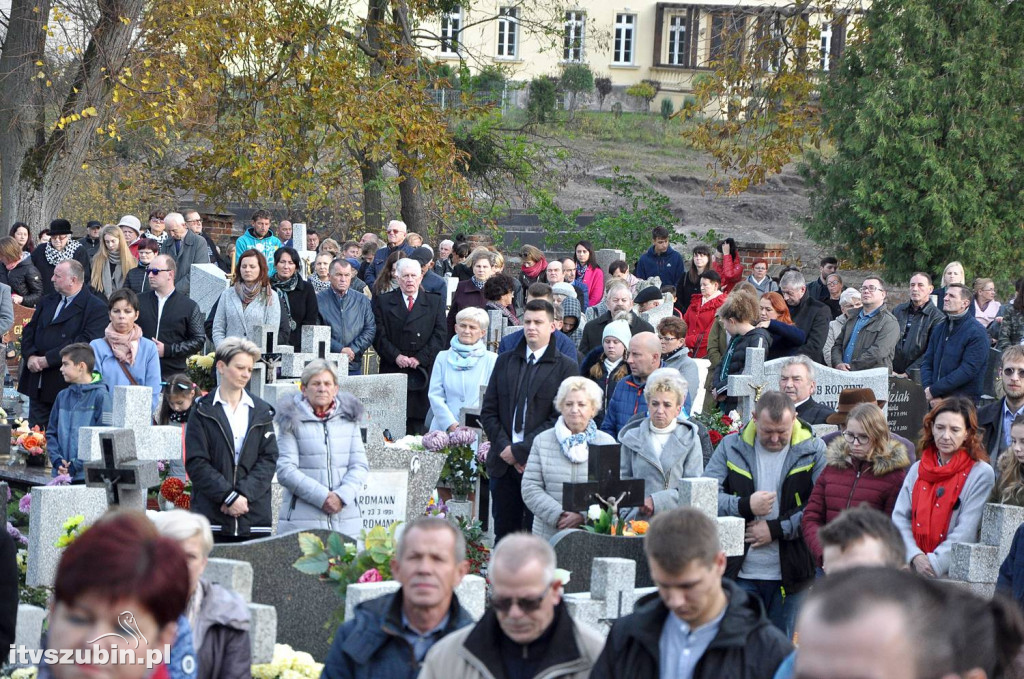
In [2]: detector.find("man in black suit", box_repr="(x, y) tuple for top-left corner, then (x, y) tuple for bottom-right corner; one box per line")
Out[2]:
(137, 254), (206, 379)
(780, 356), (836, 424)
(18, 260), (108, 426)
(480, 299), (579, 542)
(780, 271), (832, 362)
(160, 212), (210, 295)
(978, 345), (1024, 463)
(373, 257), (447, 435)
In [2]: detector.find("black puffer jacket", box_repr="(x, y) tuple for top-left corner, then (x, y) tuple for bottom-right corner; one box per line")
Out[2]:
(6, 256), (43, 308)
(892, 299), (945, 375)
(185, 392), (278, 540)
(591, 580), (793, 679)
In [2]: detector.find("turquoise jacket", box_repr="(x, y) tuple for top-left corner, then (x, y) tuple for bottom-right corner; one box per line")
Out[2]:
(234, 226), (282, 275)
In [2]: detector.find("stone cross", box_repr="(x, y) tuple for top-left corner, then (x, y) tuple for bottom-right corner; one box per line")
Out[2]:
(78, 385), (184, 465)
(726, 347), (771, 421)
(84, 430), (160, 510)
(280, 325), (348, 378)
(561, 444), (645, 513)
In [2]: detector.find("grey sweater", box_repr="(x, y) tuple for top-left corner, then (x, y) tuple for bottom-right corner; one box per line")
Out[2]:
(891, 458), (994, 576)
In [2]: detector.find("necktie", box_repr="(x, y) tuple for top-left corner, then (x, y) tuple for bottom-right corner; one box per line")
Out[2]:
(174, 239), (182, 255)
(407, 296), (414, 312)
(53, 296), (67, 322)
(513, 353), (537, 434)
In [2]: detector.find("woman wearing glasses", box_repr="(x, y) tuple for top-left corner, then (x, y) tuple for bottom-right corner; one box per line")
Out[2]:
(801, 402), (911, 570)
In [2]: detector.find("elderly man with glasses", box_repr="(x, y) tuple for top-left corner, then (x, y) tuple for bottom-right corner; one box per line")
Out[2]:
(831, 276), (900, 371)
(365, 219), (415, 286)
(136, 254), (207, 379)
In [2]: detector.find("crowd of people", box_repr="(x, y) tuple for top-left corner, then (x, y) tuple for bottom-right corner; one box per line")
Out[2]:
(3, 215), (1024, 679)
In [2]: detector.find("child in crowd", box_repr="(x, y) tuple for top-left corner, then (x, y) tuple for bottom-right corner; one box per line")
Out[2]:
(711, 292), (771, 413)
(993, 416), (1024, 506)
(154, 374), (201, 480)
(46, 343), (112, 482)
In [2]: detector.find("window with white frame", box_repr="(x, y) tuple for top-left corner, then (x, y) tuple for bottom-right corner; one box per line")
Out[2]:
(497, 7), (519, 58)
(819, 22), (833, 70)
(564, 11), (585, 62)
(667, 14), (688, 66)
(613, 13), (636, 65)
(440, 6), (461, 54)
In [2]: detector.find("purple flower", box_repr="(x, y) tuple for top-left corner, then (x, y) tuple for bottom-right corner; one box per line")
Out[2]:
(157, 461), (166, 472)
(47, 474), (71, 486)
(7, 521), (27, 546)
(476, 441), (491, 465)
(448, 427), (476, 447)
(18, 494), (30, 514)
(422, 430), (450, 453)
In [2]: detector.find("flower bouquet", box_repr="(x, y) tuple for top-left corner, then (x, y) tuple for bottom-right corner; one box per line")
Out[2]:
(13, 421), (46, 467)
(159, 476), (193, 510)
(692, 409), (743, 447)
(185, 351), (216, 393)
(423, 427), (479, 501)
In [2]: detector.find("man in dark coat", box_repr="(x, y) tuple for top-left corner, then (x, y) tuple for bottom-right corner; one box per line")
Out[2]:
(30, 218), (92, 297)
(780, 271), (831, 362)
(978, 345), (1024, 464)
(372, 257), (446, 435)
(921, 284), (990, 405)
(137, 255), (207, 379)
(780, 356), (836, 425)
(592, 508), (792, 679)
(18, 259), (107, 427)
(892, 272), (945, 377)
(579, 280), (655, 357)
(79, 220), (102, 259)
(409, 246), (447, 296)
(159, 212), (210, 296)
(480, 299), (579, 542)
(365, 219), (414, 286)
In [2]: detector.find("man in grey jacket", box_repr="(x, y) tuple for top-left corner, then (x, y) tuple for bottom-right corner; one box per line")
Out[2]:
(832, 276), (900, 371)
(892, 272), (945, 377)
(317, 259), (375, 374)
(160, 211), (210, 296)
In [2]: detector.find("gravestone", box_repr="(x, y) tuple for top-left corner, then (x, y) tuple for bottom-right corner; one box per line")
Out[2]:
(562, 558), (647, 634)
(83, 430), (161, 510)
(361, 439), (445, 532)
(280, 325), (348, 378)
(26, 485), (107, 586)
(728, 347), (889, 421)
(200, 557), (277, 663)
(211, 529), (343, 661)
(561, 444), (645, 514)
(339, 373), (408, 439)
(595, 249), (626, 274)
(947, 503), (1024, 598)
(291, 223), (307, 252)
(189, 263), (229, 316)
(638, 294), (675, 327)
(691, 358), (711, 415)
(887, 376), (929, 443)
(78, 385), (182, 464)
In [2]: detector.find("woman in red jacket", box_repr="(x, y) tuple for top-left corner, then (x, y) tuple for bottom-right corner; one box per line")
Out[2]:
(712, 237), (743, 292)
(682, 270), (726, 358)
(802, 402), (911, 567)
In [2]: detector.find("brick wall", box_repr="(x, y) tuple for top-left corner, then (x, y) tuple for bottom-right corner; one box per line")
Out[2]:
(735, 239), (789, 269)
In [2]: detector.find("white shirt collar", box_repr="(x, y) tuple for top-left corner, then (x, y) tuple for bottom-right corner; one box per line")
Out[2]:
(213, 387), (254, 409)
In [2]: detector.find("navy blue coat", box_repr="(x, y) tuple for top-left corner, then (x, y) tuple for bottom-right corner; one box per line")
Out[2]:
(364, 242), (414, 286)
(919, 313), (990, 402)
(635, 245), (684, 285)
(997, 524), (1024, 611)
(18, 289), (108, 403)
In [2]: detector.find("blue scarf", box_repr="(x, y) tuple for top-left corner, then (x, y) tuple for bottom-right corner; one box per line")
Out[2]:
(471, 277), (486, 290)
(447, 336), (486, 371)
(555, 416), (599, 463)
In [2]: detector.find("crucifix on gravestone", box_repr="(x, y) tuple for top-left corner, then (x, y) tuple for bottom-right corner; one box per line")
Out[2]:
(84, 431), (160, 510)
(726, 347), (770, 422)
(562, 444), (645, 514)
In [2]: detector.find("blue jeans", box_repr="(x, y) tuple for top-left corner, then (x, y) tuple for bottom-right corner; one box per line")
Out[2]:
(735, 577), (805, 640)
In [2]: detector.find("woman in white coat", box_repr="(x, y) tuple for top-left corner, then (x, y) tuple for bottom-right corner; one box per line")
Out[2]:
(522, 377), (616, 540)
(427, 307), (496, 433)
(275, 359), (369, 536)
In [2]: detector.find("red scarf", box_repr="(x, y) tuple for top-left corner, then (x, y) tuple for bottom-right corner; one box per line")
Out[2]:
(521, 257), (547, 280)
(911, 446), (975, 554)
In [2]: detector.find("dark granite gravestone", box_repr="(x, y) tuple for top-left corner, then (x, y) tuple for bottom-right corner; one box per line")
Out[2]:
(562, 444), (645, 513)
(888, 376), (929, 444)
(549, 529), (652, 594)
(211, 528), (353, 661)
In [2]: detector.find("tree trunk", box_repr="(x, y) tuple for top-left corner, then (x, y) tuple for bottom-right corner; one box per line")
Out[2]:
(359, 156), (385, 231)
(0, 0), (145, 232)
(398, 172), (426, 234)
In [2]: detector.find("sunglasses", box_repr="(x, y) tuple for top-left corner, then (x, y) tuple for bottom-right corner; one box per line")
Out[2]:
(491, 583), (551, 614)
(1003, 368), (1024, 379)
(147, 268), (170, 275)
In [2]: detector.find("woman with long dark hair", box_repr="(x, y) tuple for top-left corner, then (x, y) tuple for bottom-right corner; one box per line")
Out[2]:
(892, 397), (994, 577)
(9, 222), (34, 253)
(211, 249), (280, 347)
(675, 244), (712, 315)
(272, 246), (319, 351)
(574, 240), (604, 307)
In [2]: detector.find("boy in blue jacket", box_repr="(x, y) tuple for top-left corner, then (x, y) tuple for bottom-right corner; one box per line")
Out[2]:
(46, 342), (112, 482)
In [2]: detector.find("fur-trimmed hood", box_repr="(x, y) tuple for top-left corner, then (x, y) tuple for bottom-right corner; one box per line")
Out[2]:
(274, 390), (364, 434)
(825, 436), (910, 476)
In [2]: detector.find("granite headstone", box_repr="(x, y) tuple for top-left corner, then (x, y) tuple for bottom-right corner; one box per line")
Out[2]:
(339, 373), (408, 439)
(26, 486), (107, 587)
(189, 263), (229, 316)
(887, 376), (928, 443)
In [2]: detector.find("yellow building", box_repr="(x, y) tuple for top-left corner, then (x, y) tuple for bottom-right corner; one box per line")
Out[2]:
(423, 1), (852, 107)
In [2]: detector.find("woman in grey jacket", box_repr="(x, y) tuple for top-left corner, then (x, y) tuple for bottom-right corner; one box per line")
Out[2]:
(620, 368), (705, 520)
(275, 359), (369, 537)
(211, 249), (281, 346)
(522, 376), (616, 541)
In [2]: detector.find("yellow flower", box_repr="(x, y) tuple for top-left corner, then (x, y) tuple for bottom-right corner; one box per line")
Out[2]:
(196, 355), (215, 370)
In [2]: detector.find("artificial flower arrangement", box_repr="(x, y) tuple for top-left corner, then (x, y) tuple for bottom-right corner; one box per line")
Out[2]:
(13, 419), (45, 462)
(692, 409), (743, 446)
(422, 427), (480, 500)
(185, 351), (216, 393)
(583, 503), (648, 537)
(250, 644), (323, 679)
(55, 514), (86, 548)
(159, 476), (193, 510)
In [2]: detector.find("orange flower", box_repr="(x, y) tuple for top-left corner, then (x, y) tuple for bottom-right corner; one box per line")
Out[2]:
(22, 434), (44, 449)
(628, 520), (649, 535)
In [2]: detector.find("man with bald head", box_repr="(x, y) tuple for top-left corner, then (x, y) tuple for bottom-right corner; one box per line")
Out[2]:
(601, 331), (665, 437)
(159, 211), (209, 295)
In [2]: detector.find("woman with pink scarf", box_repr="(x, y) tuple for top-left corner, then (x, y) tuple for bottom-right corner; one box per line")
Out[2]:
(90, 287), (162, 409)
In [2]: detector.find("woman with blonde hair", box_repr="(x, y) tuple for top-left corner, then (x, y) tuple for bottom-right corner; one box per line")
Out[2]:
(993, 416), (1024, 506)
(90, 224), (137, 299)
(973, 278), (1000, 328)
(802, 402), (911, 567)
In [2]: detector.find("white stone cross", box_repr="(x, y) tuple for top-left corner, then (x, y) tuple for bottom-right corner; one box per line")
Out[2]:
(727, 347), (772, 421)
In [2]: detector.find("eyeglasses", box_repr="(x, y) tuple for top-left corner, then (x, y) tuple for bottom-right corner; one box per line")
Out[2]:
(859, 285), (883, 293)
(186, 219), (201, 224)
(146, 268), (170, 275)
(386, 229), (403, 234)
(657, 335), (682, 342)
(491, 583), (551, 613)
(1002, 368), (1024, 379)
(842, 431), (870, 445)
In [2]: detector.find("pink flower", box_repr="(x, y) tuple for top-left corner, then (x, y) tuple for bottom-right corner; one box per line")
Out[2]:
(448, 427), (476, 447)
(476, 441), (491, 465)
(18, 494), (31, 514)
(48, 474), (72, 486)
(357, 568), (384, 583)
(422, 430), (450, 453)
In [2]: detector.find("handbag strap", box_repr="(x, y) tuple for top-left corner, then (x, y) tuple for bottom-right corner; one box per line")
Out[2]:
(105, 339), (139, 386)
